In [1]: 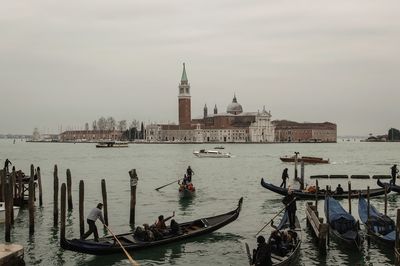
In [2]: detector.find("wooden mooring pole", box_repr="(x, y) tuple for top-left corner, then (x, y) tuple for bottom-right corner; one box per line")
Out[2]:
(101, 179), (108, 226)
(53, 165), (59, 227)
(18, 170), (23, 207)
(384, 186), (388, 216)
(4, 171), (11, 242)
(60, 183), (66, 242)
(294, 152), (299, 180)
(79, 180), (84, 237)
(315, 180), (319, 209)
(66, 169), (73, 211)
(395, 209), (400, 265)
(10, 169), (15, 224)
(300, 161), (305, 190)
(129, 169), (139, 226)
(37, 167), (43, 207)
(29, 165), (35, 234)
(325, 185), (330, 246)
(348, 181), (352, 214)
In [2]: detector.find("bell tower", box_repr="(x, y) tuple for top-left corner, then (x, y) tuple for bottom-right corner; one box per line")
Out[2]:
(178, 63), (191, 128)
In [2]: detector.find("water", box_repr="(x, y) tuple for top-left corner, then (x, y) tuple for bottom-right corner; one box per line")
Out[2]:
(0, 140), (399, 265)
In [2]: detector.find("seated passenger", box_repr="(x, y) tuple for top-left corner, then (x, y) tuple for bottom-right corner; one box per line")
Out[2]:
(134, 225), (145, 240)
(170, 219), (181, 235)
(335, 184), (344, 194)
(155, 212), (175, 234)
(142, 224), (155, 241)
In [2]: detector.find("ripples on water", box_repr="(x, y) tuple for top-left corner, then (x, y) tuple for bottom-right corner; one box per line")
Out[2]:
(0, 140), (398, 265)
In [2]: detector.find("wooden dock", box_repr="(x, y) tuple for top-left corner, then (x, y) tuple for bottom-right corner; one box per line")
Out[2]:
(0, 244), (24, 266)
(305, 201), (328, 253)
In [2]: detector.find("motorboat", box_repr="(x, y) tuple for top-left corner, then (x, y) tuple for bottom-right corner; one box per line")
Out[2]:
(193, 149), (231, 158)
(96, 141), (129, 148)
(280, 156), (329, 164)
(0, 202), (20, 223)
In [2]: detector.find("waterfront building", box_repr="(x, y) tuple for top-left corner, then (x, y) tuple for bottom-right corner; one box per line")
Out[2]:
(273, 120), (337, 143)
(59, 130), (123, 142)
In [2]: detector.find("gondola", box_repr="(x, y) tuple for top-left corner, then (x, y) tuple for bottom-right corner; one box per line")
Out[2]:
(178, 185), (196, 198)
(376, 179), (400, 193)
(61, 197), (243, 255)
(358, 196), (395, 246)
(324, 196), (362, 250)
(261, 178), (388, 200)
(245, 211), (301, 266)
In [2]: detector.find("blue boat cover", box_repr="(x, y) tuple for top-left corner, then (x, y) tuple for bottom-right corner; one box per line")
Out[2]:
(324, 196), (355, 223)
(358, 196), (395, 241)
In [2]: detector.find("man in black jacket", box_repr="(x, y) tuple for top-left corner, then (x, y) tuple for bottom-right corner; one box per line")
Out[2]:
(282, 190), (297, 229)
(252, 235), (272, 266)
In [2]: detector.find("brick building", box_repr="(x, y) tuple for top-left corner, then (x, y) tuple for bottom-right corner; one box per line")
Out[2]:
(273, 120), (337, 142)
(59, 130), (123, 142)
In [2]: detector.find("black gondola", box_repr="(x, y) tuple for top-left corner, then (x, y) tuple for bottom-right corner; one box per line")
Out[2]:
(324, 196), (362, 250)
(376, 179), (400, 193)
(261, 178), (388, 200)
(358, 196), (395, 246)
(246, 211), (301, 266)
(61, 198), (243, 255)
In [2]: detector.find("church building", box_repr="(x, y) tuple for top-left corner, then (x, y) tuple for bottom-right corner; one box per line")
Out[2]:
(145, 63), (275, 142)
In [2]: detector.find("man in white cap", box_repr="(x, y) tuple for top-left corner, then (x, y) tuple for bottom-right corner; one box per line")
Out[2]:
(81, 202), (105, 242)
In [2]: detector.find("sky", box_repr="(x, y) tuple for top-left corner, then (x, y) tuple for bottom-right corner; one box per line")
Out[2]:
(1, 0), (399, 136)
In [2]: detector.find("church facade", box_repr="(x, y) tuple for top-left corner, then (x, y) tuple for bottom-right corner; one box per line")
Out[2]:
(145, 64), (275, 143)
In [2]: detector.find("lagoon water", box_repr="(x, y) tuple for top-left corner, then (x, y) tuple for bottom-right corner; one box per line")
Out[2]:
(0, 139), (399, 265)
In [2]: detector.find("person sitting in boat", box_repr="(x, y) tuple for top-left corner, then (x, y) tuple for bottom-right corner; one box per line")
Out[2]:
(170, 219), (182, 235)
(155, 211), (175, 234)
(186, 166), (194, 182)
(182, 174), (189, 185)
(306, 184), (316, 193)
(252, 235), (272, 266)
(142, 223), (155, 241)
(335, 184), (344, 194)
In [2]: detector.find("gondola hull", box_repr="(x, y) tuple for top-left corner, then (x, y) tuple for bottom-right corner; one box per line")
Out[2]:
(376, 179), (400, 193)
(61, 198), (243, 255)
(261, 178), (388, 200)
(179, 188), (195, 198)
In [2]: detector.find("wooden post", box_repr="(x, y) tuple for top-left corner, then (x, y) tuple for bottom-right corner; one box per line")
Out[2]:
(384, 186), (388, 216)
(29, 169), (35, 234)
(66, 169), (73, 211)
(348, 181), (352, 215)
(10, 170), (15, 224)
(129, 169), (139, 225)
(395, 209), (400, 265)
(18, 170), (23, 207)
(294, 152), (299, 180)
(37, 167), (43, 207)
(300, 161), (305, 190)
(367, 186), (370, 226)
(60, 183), (66, 242)
(325, 187), (330, 246)
(53, 165), (59, 227)
(101, 179), (108, 226)
(315, 179), (319, 209)
(4, 171), (11, 242)
(79, 180), (84, 237)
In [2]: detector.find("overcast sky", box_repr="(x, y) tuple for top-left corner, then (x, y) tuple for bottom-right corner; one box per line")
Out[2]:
(1, 1), (399, 136)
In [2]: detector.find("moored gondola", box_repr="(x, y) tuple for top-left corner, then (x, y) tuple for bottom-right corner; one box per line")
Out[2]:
(376, 179), (400, 193)
(324, 196), (362, 250)
(261, 178), (388, 200)
(61, 197), (243, 255)
(358, 196), (395, 246)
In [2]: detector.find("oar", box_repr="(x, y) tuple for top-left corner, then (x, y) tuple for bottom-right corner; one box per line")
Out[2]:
(103, 223), (140, 266)
(255, 197), (296, 237)
(155, 179), (181, 191)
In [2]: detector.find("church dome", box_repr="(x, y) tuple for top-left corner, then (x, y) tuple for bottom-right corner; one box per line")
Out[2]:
(227, 94), (243, 115)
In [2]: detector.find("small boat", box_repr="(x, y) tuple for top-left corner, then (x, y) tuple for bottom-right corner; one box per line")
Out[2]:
(0, 202), (20, 223)
(246, 211), (301, 266)
(61, 198), (243, 255)
(377, 179), (400, 193)
(280, 156), (329, 164)
(96, 141), (128, 148)
(193, 149), (231, 158)
(179, 184), (196, 198)
(261, 178), (388, 200)
(214, 146), (225, 149)
(324, 196), (362, 249)
(358, 196), (395, 246)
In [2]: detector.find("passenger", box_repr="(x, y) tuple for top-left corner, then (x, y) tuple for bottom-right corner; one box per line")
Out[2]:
(134, 225), (146, 240)
(252, 235), (272, 266)
(143, 224), (155, 241)
(307, 185), (316, 193)
(182, 174), (189, 186)
(155, 212), (175, 234)
(186, 166), (194, 182)
(170, 219), (181, 235)
(335, 184), (344, 194)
